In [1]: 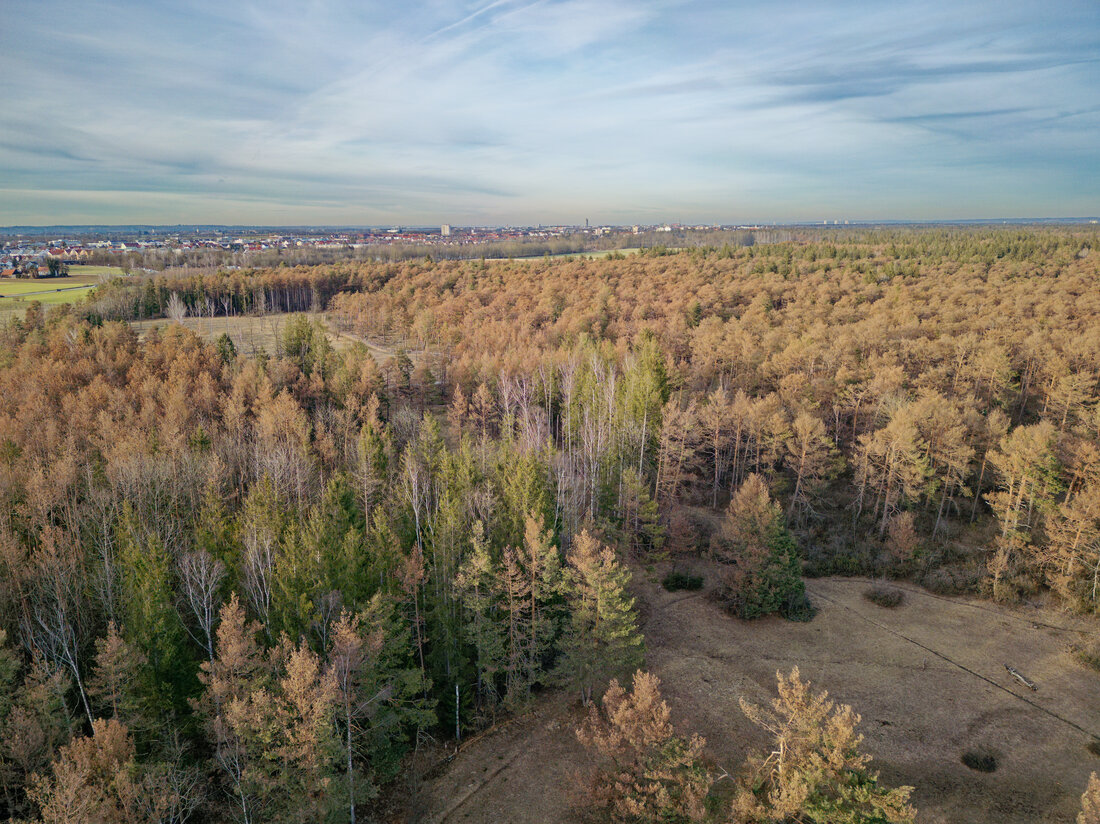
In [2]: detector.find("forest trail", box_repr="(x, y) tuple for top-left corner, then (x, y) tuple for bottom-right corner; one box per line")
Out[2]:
(409, 571), (1100, 824)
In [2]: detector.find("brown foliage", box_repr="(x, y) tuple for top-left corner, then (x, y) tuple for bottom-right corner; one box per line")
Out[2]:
(577, 671), (710, 823)
(1081, 772), (1100, 824)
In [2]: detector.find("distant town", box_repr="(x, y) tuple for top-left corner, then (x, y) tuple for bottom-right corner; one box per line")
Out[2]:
(5, 218), (1095, 278)
(0, 223), (767, 276)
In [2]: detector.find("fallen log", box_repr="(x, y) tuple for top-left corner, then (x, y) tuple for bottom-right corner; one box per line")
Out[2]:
(1004, 664), (1037, 691)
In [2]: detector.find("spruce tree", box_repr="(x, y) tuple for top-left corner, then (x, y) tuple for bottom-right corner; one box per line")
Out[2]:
(116, 505), (193, 717)
(715, 475), (810, 621)
(555, 530), (644, 705)
(455, 523), (507, 711)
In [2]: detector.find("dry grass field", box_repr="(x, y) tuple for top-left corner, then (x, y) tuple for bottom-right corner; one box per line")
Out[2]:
(406, 570), (1100, 824)
(129, 312), (399, 363)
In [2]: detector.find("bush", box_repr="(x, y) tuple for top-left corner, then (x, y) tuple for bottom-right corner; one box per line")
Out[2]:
(863, 585), (904, 608)
(961, 748), (998, 773)
(920, 565), (983, 596)
(663, 570), (704, 592)
(783, 590), (817, 622)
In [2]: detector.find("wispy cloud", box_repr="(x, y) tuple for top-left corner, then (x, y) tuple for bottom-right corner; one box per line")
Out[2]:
(1, 0), (1097, 224)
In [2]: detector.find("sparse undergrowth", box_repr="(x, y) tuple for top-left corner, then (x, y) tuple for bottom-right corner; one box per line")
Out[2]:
(662, 570), (704, 592)
(864, 584), (905, 608)
(1074, 635), (1100, 673)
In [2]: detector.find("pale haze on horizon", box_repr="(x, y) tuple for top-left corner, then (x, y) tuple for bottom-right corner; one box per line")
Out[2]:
(1, 0), (1098, 226)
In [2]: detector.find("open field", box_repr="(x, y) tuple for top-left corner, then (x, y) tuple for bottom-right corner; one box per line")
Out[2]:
(409, 570), (1100, 824)
(0, 268), (124, 321)
(0, 273), (109, 321)
(129, 311), (400, 364)
(66, 264), (126, 277)
(0, 274), (100, 298)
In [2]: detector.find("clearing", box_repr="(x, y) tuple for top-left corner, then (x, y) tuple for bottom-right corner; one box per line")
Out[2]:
(408, 569), (1100, 824)
(65, 264), (126, 277)
(129, 312), (402, 364)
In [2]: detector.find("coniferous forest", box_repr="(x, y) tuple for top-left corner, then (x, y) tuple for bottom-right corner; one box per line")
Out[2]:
(1, 226), (1099, 822)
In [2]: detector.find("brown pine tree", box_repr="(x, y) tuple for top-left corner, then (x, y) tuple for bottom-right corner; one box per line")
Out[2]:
(732, 668), (915, 823)
(577, 670), (709, 823)
(1080, 772), (1100, 824)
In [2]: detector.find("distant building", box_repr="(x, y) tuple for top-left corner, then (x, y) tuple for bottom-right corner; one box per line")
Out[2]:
(441, 224), (451, 237)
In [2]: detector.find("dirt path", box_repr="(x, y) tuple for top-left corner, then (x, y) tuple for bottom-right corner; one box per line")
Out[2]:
(410, 573), (1100, 824)
(408, 698), (586, 824)
(327, 325), (420, 366)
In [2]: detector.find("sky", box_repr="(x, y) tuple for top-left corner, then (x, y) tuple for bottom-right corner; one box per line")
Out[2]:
(1, 0), (1098, 226)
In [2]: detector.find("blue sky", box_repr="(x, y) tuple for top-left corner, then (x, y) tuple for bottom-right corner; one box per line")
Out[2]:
(1, 0), (1097, 225)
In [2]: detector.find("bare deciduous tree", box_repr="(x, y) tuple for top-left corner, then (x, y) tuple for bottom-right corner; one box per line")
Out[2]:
(179, 550), (226, 663)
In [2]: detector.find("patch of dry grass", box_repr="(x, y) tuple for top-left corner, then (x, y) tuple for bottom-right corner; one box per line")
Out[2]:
(129, 312), (396, 362)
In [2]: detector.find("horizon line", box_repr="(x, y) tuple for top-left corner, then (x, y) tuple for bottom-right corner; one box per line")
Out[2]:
(3, 217), (1099, 232)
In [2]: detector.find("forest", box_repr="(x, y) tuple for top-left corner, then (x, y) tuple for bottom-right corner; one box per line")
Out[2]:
(0, 226), (1098, 822)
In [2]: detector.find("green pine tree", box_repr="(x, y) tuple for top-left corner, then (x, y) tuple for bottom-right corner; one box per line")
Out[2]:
(555, 530), (644, 705)
(455, 522), (507, 711)
(116, 504), (194, 719)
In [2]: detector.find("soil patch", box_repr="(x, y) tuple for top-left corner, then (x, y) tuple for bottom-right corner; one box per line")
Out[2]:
(408, 570), (1100, 824)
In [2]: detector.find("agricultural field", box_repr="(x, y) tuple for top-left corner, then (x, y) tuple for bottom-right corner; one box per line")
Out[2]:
(411, 569), (1100, 824)
(66, 264), (127, 277)
(0, 274), (99, 301)
(0, 271), (119, 320)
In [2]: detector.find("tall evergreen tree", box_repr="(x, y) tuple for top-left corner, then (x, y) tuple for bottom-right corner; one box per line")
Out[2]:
(714, 475), (810, 621)
(555, 530), (644, 704)
(455, 523), (507, 711)
(116, 505), (193, 717)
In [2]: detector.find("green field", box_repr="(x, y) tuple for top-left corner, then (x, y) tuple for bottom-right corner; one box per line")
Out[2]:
(0, 272), (120, 321)
(0, 275), (99, 307)
(67, 264), (126, 277)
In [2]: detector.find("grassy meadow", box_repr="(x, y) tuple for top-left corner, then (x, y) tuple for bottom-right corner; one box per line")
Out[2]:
(0, 266), (125, 319)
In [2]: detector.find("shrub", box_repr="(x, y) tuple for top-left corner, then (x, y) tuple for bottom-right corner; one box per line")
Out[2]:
(1074, 635), (1100, 673)
(961, 747), (998, 772)
(782, 590), (817, 622)
(662, 570), (704, 592)
(920, 565), (983, 596)
(864, 584), (905, 608)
